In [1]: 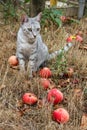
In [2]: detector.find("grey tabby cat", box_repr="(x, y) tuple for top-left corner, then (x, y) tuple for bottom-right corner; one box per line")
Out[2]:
(16, 13), (73, 77)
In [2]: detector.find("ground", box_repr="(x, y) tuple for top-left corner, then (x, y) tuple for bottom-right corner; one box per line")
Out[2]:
(0, 15), (87, 130)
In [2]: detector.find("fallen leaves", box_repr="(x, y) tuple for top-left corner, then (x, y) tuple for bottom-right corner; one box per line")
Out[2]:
(16, 99), (30, 116)
(81, 113), (87, 129)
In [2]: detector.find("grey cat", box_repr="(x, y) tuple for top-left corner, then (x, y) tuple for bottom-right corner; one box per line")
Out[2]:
(16, 13), (73, 77)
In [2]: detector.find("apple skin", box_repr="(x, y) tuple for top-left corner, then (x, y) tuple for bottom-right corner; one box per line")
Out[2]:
(76, 35), (83, 42)
(66, 36), (72, 42)
(52, 108), (69, 124)
(22, 93), (38, 105)
(39, 67), (52, 78)
(60, 16), (67, 22)
(47, 88), (63, 105)
(40, 78), (50, 89)
(8, 55), (18, 66)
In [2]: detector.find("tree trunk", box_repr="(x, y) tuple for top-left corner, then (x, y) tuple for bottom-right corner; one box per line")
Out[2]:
(30, 0), (45, 17)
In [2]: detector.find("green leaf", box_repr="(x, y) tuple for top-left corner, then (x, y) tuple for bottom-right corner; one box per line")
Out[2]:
(51, 9), (62, 16)
(24, 0), (30, 3)
(55, 18), (62, 27)
(70, 18), (80, 24)
(50, 13), (55, 21)
(41, 8), (63, 27)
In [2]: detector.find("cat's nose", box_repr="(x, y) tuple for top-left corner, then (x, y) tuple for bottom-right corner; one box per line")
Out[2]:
(33, 34), (36, 38)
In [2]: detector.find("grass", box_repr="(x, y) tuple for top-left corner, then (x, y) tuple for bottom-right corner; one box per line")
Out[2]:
(0, 16), (87, 130)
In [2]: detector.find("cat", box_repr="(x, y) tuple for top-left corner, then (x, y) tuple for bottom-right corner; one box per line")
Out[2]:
(16, 12), (73, 77)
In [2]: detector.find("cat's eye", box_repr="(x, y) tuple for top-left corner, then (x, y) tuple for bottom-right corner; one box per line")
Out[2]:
(28, 28), (32, 31)
(37, 28), (40, 31)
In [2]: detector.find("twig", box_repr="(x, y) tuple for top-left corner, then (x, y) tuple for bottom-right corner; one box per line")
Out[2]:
(0, 65), (9, 90)
(0, 65), (3, 78)
(79, 45), (87, 50)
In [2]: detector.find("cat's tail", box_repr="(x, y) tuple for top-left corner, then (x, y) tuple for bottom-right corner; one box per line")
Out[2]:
(47, 42), (73, 60)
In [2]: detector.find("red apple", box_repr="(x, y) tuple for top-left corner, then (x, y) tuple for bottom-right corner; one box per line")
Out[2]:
(76, 35), (83, 42)
(39, 67), (52, 78)
(40, 78), (50, 89)
(66, 36), (72, 43)
(52, 108), (69, 124)
(47, 88), (63, 105)
(8, 55), (18, 66)
(22, 93), (38, 105)
(60, 16), (67, 22)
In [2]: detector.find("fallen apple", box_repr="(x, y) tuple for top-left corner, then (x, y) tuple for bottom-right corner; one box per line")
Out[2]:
(40, 78), (50, 89)
(76, 35), (83, 42)
(52, 108), (69, 124)
(47, 88), (63, 105)
(66, 36), (72, 43)
(8, 55), (18, 66)
(22, 93), (38, 105)
(60, 16), (67, 22)
(39, 67), (52, 78)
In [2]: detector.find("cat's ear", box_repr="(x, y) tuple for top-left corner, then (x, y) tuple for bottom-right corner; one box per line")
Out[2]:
(36, 12), (42, 22)
(21, 14), (29, 24)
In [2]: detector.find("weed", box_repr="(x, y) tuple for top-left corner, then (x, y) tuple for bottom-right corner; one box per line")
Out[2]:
(55, 51), (67, 74)
(50, 50), (68, 78)
(0, 0), (30, 23)
(0, 0), (18, 22)
(41, 8), (63, 27)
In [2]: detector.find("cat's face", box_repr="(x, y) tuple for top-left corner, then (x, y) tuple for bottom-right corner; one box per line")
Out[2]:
(21, 13), (41, 43)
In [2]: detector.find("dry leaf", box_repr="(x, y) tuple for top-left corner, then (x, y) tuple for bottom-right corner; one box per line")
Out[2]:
(16, 110), (24, 117)
(74, 88), (82, 98)
(16, 100), (30, 116)
(49, 84), (55, 89)
(37, 99), (46, 108)
(81, 113), (87, 128)
(67, 68), (74, 77)
(0, 128), (4, 130)
(0, 84), (6, 90)
(10, 65), (19, 70)
(37, 99), (43, 108)
(16, 99), (23, 108)
(58, 79), (70, 87)
(72, 78), (79, 84)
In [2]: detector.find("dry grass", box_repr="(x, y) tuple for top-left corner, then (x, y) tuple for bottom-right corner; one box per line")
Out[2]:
(0, 17), (87, 130)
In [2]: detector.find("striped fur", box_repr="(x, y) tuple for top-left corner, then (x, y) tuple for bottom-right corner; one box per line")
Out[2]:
(16, 13), (73, 77)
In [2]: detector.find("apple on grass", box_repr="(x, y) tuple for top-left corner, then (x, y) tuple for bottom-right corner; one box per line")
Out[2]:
(22, 93), (38, 105)
(76, 35), (83, 42)
(47, 88), (63, 105)
(52, 108), (69, 124)
(8, 55), (18, 66)
(40, 78), (50, 89)
(39, 67), (52, 78)
(66, 36), (72, 43)
(60, 16), (67, 22)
